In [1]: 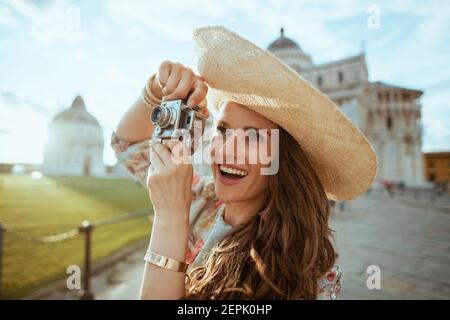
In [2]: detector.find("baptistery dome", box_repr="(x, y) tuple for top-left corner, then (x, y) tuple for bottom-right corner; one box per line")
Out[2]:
(43, 95), (104, 176)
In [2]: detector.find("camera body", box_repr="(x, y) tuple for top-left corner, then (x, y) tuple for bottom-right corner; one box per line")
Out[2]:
(150, 100), (206, 152)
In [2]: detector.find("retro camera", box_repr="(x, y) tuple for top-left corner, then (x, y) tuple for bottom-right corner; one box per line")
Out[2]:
(150, 100), (206, 153)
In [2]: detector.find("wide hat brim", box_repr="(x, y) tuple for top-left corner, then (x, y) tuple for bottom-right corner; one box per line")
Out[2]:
(193, 26), (377, 201)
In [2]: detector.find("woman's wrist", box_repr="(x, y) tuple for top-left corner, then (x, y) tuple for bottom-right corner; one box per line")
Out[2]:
(153, 213), (189, 231)
(149, 214), (189, 262)
(142, 74), (163, 108)
(150, 73), (164, 100)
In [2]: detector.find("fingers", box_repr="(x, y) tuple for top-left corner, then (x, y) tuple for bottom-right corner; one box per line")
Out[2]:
(148, 144), (164, 168)
(162, 139), (181, 152)
(162, 64), (183, 98)
(149, 139), (191, 171)
(157, 60), (172, 88)
(164, 69), (195, 101)
(187, 78), (208, 108)
(164, 139), (191, 164)
(156, 61), (208, 109)
(202, 106), (209, 118)
(150, 141), (172, 165)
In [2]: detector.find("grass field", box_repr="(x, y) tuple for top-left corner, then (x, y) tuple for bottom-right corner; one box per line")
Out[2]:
(0, 174), (152, 299)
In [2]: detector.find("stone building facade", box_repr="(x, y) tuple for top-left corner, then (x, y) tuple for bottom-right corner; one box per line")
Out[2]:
(268, 29), (424, 186)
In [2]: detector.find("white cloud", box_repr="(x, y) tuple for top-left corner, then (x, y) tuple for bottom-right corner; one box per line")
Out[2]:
(0, 90), (54, 116)
(0, 91), (50, 163)
(105, 0), (363, 59)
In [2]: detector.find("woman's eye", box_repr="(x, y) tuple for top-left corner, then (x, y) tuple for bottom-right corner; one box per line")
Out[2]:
(216, 125), (234, 138)
(245, 130), (261, 142)
(246, 134), (257, 142)
(216, 125), (226, 136)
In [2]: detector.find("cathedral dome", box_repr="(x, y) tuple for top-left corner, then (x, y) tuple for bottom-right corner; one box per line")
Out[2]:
(51, 95), (101, 127)
(267, 28), (302, 52)
(267, 28), (313, 70)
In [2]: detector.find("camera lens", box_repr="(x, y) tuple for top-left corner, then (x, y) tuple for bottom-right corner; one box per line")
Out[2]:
(151, 106), (162, 123)
(150, 106), (172, 128)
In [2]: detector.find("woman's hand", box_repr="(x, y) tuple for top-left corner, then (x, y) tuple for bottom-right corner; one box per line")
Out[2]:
(140, 138), (192, 300)
(151, 61), (209, 115)
(147, 139), (193, 224)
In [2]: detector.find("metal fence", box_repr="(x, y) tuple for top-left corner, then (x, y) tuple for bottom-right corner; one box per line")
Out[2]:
(0, 208), (151, 300)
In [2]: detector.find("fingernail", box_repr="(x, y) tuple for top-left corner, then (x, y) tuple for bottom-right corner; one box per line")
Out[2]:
(187, 99), (195, 108)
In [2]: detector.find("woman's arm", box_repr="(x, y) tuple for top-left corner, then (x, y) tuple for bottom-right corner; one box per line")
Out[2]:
(139, 214), (190, 299)
(115, 97), (155, 143)
(138, 138), (195, 300)
(114, 61), (208, 299)
(115, 61), (207, 143)
(114, 63), (164, 142)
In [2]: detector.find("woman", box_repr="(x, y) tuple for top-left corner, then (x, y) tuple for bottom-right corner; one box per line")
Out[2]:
(112, 27), (377, 299)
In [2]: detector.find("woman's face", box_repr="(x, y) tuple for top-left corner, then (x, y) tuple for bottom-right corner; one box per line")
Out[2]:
(209, 101), (278, 203)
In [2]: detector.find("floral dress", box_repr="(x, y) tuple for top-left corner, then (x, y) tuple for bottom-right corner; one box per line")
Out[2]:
(111, 133), (342, 300)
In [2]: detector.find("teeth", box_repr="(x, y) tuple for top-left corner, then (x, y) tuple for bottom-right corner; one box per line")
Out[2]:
(219, 165), (248, 177)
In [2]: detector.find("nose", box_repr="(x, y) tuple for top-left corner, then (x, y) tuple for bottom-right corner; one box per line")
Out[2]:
(213, 131), (246, 164)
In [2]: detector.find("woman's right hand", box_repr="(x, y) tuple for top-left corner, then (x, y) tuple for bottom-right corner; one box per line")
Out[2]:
(151, 61), (209, 114)
(147, 139), (193, 224)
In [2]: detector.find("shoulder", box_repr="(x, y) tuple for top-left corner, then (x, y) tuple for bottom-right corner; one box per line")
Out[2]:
(318, 265), (342, 300)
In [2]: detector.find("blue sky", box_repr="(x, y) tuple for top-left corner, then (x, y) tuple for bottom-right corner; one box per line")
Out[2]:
(0, 0), (449, 165)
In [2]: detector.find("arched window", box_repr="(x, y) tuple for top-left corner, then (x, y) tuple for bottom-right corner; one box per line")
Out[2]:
(387, 116), (393, 130)
(84, 156), (91, 176)
(317, 75), (323, 86)
(338, 71), (344, 83)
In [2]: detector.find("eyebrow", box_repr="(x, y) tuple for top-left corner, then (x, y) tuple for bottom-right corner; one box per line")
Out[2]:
(216, 120), (272, 136)
(216, 120), (229, 128)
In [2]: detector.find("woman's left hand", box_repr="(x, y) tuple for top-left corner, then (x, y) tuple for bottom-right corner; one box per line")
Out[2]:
(147, 139), (193, 224)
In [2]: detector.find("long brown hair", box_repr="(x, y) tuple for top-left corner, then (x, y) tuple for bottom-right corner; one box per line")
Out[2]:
(185, 128), (336, 299)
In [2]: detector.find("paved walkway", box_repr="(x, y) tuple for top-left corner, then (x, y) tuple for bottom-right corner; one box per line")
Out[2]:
(332, 195), (450, 299)
(51, 193), (450, 300)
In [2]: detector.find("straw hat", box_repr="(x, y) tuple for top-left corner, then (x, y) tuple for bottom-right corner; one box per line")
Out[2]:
(192, 26), (377, 201)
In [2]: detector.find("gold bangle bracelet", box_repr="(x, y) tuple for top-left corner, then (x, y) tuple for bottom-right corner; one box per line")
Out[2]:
(144, 250), (189, 273)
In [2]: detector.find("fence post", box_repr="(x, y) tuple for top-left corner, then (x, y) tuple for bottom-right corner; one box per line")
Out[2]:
(79, 220), (94, 300)
(0, 222), (4, 299)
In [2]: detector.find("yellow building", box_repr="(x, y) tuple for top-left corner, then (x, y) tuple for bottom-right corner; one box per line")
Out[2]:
(423, 152), (450, 184)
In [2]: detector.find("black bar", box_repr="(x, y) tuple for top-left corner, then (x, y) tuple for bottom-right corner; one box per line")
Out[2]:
(79, 221), (94, 300)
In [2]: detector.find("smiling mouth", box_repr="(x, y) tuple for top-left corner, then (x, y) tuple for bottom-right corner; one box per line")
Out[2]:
(219, 164), (248, 180)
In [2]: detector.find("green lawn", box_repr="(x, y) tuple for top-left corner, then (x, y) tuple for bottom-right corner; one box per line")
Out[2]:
(0, 174), (152, 299)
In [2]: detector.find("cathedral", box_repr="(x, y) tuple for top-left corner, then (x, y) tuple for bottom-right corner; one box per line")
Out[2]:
(267, 28), (424, 187)
(43, 95), (105, 177)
